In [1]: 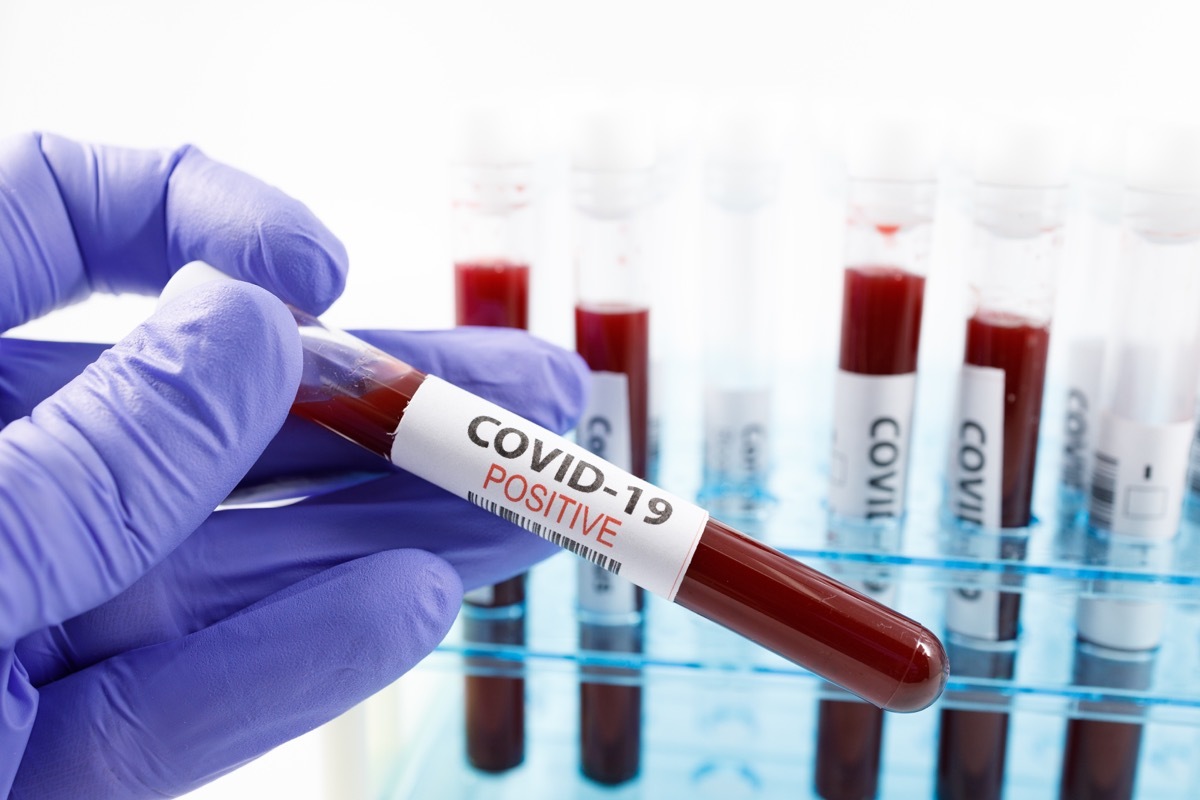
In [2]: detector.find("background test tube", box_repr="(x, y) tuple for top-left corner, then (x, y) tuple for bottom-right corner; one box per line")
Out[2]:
(449, 106), (537, 774)
(696, 106), (783, 521)
(939, 118), (1072, 800)
(1065, 122), (1200, 800)
(1056, 125), (1125, 517)
(570, 109), (655, 786)
(818, 114), (938, 800)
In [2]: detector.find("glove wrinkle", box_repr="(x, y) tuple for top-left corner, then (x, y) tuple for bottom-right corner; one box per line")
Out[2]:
(0, 651), (36, 796)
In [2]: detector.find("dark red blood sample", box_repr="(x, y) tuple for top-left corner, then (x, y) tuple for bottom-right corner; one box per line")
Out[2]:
(574, 304), (650, 479)
(1059, 644), (1152, 800)
(455, 260), (530, 329)
(675, 519), (947, 712)
(574, 302), (650, 785)
(579, 623), (642, 785)
(963, 311), (1051, 530)
(938, 312), (1050, 800)
(937, 708), (1009, 799)
(463, 582), (526, 772)
(820, 265), (926, 796)
(291, 366), (425, 460)
(292, 375), (948, 714)
(839, 266), (926, 376)
(1060, 719), (1142, 800)
(456, 263), (529, 772)
(815, 696), (884, 800)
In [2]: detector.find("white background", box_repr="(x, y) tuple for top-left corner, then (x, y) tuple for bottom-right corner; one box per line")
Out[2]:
(3, 1), (1200, 797)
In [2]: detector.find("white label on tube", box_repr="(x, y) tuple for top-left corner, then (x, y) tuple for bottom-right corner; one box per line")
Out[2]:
(944, 535), (1003, 641)
(576, 371), (639, 615)
(389, 376), (708, 601)
(1076, 596), (1166, 651)
(1061, 337), (1105, 491)
(704, 385), (772, 487)
(1088, 413), (1193, 539)
(947, 365), (1005, 530)
(828, 371), (917, 520)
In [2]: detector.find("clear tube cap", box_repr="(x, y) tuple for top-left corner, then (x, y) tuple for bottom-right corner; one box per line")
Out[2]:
(1125, 121), (1200, 195)
(704, 104), (785, 209)
(451, 106), (536, 167)
(971, 115), (1073, 188)
(572, 108), (656, 217)
(844, 112), (939, 183)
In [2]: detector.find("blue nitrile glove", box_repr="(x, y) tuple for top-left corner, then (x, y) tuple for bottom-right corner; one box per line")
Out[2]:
(0, 133), (588, 798)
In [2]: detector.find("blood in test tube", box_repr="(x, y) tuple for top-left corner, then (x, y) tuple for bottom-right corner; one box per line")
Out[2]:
(1059, 647), (1153, 800)
(455, 260), (530, 330)
(461, 577), (526, 772)
(456, 257), (530, 772)
(837, 265), (925, 376)
(963, 312), (1051, 530)
(938, 311), (1051, 800)
(574, 304), (650, 478)
(289, 368), (948, 712)
(574, 301), (649, 785)
(818, 264), (926, 800)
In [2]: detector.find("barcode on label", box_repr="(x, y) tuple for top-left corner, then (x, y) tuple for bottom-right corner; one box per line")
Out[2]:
(1090, 452), (1118, 531)
(467, 491), (624, 575)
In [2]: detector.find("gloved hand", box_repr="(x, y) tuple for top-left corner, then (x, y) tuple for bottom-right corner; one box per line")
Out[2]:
(0, 133), (588, 798)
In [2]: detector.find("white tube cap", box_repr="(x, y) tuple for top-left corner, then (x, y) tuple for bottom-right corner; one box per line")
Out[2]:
(157, 261), (241, 310)
(844, 113), (939, 183)
(704, 105), (784, 209)
(1125, 121), (1200, 195)
(971, 116), (1073, 188)
(451, 106), (536, 167)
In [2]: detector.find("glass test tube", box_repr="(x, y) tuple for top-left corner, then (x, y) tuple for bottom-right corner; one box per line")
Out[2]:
(696, 112), (782, 520)
(1056, 129), (1124, 517)
(160, 255), (949, 723)
(1065, 124), (1200, 800)
(818, 118), (937, 800)
(939, 122), (1070, 800)
(449, 108), (537, 773)
(570, 112), (655, 786)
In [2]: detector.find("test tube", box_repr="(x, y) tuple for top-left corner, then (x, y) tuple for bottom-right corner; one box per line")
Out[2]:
(695, 108), (782, 520)
(1063, 122), (1200, 800)
(939, 119), (1071, 800)
(1057, 126), (1125, 518)
(159, 263), (948, 715)
(449, 107), (536, 773)
(818, 115), (937, 800)
(570, 110), (654, 785)
(1059, 643), (1156, 800)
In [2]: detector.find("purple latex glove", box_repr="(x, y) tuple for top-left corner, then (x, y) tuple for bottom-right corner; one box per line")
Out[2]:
(0, 134), (588, 798)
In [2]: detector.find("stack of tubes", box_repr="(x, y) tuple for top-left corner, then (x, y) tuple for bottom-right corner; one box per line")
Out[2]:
(159, 107), (1200, 798)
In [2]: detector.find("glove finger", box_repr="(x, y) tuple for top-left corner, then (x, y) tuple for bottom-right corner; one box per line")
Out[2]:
(0, 328), (591, 486)
(10, 550), (460, 800)
(19, 472), (557, 687)
(0, 281), (301, 646)
(0, 133), (346, 332)
(0, 650), (38, 794)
